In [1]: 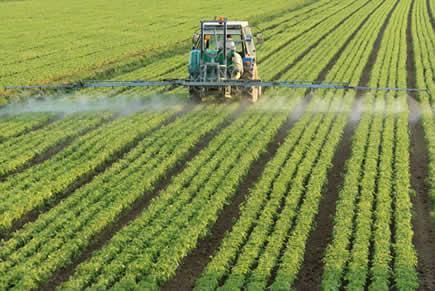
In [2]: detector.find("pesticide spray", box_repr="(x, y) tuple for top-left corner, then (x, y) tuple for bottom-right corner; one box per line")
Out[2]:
(0, 93), (187, 117)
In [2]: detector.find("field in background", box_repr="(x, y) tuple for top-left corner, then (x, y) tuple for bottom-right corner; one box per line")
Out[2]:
(0, 0), (309, 88)
(0, 0), (434, 290)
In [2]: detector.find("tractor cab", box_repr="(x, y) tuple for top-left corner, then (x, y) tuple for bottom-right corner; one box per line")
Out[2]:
(188, 17), (262, 102)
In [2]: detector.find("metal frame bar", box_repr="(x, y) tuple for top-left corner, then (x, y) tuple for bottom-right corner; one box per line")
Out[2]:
(4, 80), (428, 93)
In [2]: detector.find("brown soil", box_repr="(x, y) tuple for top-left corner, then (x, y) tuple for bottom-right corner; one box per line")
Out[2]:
(426, 0), (435, 30)
(161, 100), (307, 291)
(42, 104), (243, 290)
(406, 3), (435, 288)
(408, 97), (435, 291)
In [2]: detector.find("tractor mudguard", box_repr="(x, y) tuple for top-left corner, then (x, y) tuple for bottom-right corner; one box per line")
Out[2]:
(188, 49), (201, 76)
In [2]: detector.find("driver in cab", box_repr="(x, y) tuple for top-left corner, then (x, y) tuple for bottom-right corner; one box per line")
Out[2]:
(219, 35), (243, 80)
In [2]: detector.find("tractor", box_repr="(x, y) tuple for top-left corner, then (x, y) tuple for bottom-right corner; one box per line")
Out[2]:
(188, 17), (263, 102)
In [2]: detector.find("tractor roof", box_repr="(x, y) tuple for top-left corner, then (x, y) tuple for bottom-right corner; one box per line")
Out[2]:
(203, 20), (249, 27)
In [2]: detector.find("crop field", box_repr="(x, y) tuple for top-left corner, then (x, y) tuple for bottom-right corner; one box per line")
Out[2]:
(0, 0), (434, 290)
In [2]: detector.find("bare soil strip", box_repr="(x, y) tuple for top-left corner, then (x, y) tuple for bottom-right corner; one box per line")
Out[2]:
(408, 97), (435, 291)
(3, 108), (188, 240)
(406, 2), (435, 287)
(43, 104), (245, 290)
(0, 116), (112, 180)
(426, 0), (435, 30)
(161, 99), (308, 291)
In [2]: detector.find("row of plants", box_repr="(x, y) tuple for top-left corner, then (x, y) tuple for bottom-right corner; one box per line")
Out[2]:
(391, 0), (419, 288)
(394, 94), (419, 290)
(60, 97), (301, 290)
(0, 112), (111, 176)
(0, 104), (236, 290)
(411, 0), (435, 221)
(0, 112), (54, 141)
(0, 110), (174, 236)
(343, 96), (386, 290)
(381, 0), (418, 288)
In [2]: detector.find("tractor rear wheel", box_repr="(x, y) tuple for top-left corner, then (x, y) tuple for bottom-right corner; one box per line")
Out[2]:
(189, 87), (202, 103)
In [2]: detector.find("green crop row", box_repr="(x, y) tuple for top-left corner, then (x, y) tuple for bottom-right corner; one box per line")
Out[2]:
(0, 112), (111, 176)
(344, 96), (385, 290)
(0, 110), (174, 236)
(0, 113), (54, 141)
(394, 94), (419, 290)
(368, 94), (394, 290)
(0, 104), (235, 290)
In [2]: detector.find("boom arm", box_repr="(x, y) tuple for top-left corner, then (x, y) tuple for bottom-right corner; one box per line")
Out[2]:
(4, 79), (428, 93)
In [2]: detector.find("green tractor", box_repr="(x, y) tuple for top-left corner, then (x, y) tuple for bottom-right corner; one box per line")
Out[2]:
(188, 17), (263, 102)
